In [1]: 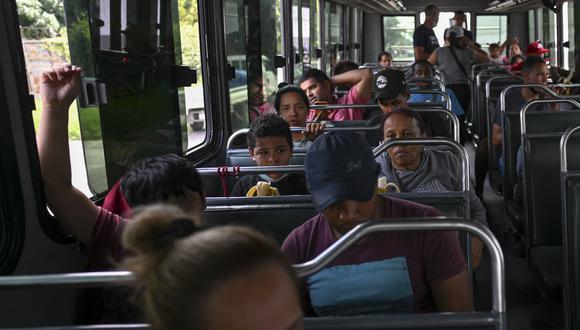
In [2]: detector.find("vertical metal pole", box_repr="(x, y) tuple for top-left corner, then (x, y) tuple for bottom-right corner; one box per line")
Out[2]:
(282, 0), (293, 83)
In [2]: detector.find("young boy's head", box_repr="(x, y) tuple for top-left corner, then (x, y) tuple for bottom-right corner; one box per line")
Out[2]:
(247, 115), (293, 171)
(489, 43), (500, 59)
(120, 154), (205, 220)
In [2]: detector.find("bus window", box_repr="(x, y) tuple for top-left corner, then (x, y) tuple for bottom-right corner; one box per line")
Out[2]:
(541, 8), (558, 66)
(224, 0), (284, 132)
(308, 0), (322, 71)
(292, 2), (303, 79)
(325, 2), (344, 76)
(563, 1), (576, 70)
(420, 11), (471, 47)
(61, 0), (206, 194)
(529, 10), (536, 45)
(475, 15), (508, 51)
(349, 7), (363, 64)
(382, 15), (416, 62)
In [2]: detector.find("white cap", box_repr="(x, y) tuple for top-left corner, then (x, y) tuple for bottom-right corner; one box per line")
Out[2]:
(445, 25), (464, 38)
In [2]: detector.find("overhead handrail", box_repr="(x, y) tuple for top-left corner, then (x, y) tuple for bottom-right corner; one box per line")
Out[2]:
(407, 90), (451, 110)
(197, 165), (303, 176)
(293, 219), (505, 315)
(519, 99), (580, 134)
(372, 138), (469, 192)
(226, 128), (249, 149)
(500, 84), (580, 114)
(406, 78), (446, 92)
(560, 123), (580, 172)
(289, 124), (380, 132)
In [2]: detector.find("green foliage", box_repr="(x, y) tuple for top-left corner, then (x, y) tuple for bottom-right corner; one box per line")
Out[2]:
(178, 0), (201, 83)
(17, 0), (65, 39)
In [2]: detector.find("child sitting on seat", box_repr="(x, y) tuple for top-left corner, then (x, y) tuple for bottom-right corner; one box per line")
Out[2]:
(231, 115), (309, 196)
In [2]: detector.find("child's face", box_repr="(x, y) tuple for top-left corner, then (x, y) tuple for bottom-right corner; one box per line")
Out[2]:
(489, 47), (500, 58)
(250, 136), (292, 169)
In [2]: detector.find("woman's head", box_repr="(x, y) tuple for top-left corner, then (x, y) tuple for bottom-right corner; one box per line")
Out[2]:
(381, 109), (425, 171)
(123, 205), (303, 330)
(275, 85), (309, 127)
(509, 43), (522, 58)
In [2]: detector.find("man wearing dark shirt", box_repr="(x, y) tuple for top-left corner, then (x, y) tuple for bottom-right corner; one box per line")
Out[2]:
(453, 10), (473, 42)
(413, 4), (440, 61)
(282, 131), (472, 316)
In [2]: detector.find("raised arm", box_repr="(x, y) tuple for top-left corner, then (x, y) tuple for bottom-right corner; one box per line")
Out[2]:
(37, 65), (100, 244)
(329, 68), (374, 101)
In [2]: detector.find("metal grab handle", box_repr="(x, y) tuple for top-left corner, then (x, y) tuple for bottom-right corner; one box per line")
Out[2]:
(0, 271), (135, 289)
(476, 67), (510, 86)
(485, 76), (521, 100)
(290, 124), (380, 132)
(519, 99), (580, 134)
(372, 137), (469, 192)
(309, 103), (373, 110)
(198, 165), (304, 176)
(408, 90), (452, 110)
(560, 123), (580, 172)
(500, 84), (580, 114)
(293, 219), (505, 314)
(406, 78), (446, 92)
(227, 128), (249, 149)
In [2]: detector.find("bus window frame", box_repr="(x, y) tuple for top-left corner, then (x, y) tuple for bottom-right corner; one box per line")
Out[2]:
(380, 14), (416, 63)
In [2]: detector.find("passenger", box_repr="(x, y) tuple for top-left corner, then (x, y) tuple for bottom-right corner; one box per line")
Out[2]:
(428, 25), (489, 113)
(452, 10), (473, 42)
(375, 109), (488, 268)
(275, 85), (325, 148)
(488, 43), (506, 65)
(36, 65), (206, 268)
(282, 131), (472, 315)
(475, 56), (556, 197)
(298, 68), (373, 121)
(413, 3), (440, 61)
(409, 60), (465, 117)
(249, 73), (276, 122)
(374, 68), (451, 138)
(123, 204), (303, 330)
(231, 115), (308, 196)
(377, 51), (393, 69)
(333, 60), (360, 91)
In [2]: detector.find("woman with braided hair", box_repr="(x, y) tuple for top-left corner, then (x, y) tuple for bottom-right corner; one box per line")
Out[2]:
(122, 204), (303, 330)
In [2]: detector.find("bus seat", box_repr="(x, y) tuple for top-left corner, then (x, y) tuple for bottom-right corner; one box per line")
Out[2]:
(563, 174), (580, 329)
(226, 148), (308, 167)
(522, 112), (580, 299)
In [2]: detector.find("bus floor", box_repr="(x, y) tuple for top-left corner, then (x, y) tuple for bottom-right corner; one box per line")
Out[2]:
(475, 176), (564, 330)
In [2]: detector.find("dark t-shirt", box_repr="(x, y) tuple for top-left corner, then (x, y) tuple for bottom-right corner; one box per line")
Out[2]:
(231, 173), (309, 196)
(413, 24), (440, 56)
(282, 196), (466, 316)
(492, 87), (550, 125)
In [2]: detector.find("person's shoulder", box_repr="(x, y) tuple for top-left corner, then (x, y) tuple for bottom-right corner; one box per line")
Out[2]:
(283, 213), (326, 247)
(382, 195), (442, 218)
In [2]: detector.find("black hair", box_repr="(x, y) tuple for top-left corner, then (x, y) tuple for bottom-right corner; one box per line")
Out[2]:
(425, 3), (438, 15)
(489, 43), (500, 50)
(377, 51), (393, 63)
(298, 69), (330, 85)
(412, 60), (434, 74)
(120, 154), (204, 208)
(274, 85), (309, 112)
(381, 108), (426, 135)
(454, 10), (465, 16)
(333, 60), (359, 75)
(246, 114), (293, 152)
(522, 56), (546, 74)
(510, 54), (525, 65)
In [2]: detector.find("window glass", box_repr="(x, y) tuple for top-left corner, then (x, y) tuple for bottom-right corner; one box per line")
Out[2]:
(17, 0), (93, 196)
(541, 8), (557, 66)
(475, 15), (508, 50)
(308, 0), (321, 70)
(224, 0), (283, 131)
(382, 16), (415, 62)
(325, 2), (343, 75)
(292, 3), (303, 79)
(420, 12), (471, 47)
(563, 2), (573, 70)
(302, 1), (311, 71)
(349, 8), (362, 64)
(60, 0), (206, 194)
(528, 10), (536, 44)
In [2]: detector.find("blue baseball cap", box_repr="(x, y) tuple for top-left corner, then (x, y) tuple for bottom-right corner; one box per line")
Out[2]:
(305, 132), (380, 212)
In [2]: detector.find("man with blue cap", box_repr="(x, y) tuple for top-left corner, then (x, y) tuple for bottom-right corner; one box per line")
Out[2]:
(282, 131), (472, 316)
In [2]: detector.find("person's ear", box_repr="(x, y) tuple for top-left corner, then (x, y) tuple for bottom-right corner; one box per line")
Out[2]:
(248, 147), (255, 160)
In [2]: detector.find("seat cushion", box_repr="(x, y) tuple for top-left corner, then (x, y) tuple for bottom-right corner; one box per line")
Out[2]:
(529, 246), (563, 300)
